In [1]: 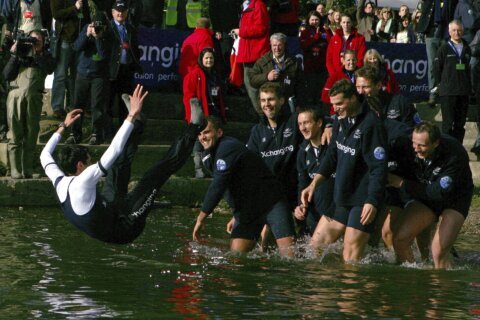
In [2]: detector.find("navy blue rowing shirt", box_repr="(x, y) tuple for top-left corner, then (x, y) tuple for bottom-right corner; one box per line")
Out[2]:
(317, 101), (388, 208)
(202, 136), (284, 224)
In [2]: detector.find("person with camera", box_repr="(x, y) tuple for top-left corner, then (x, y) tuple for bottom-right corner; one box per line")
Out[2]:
(66, 12), (112, 145)
(1, 0), (51, 37)
(2, 29), (55, 179)
(50, 0), (91, 119)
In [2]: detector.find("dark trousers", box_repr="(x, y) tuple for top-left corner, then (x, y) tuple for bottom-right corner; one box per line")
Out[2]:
(71, 74), (110, 140)
(106, 64), (135, 139)
(440, 95), (469, 143)
(103, 123), (202, 243)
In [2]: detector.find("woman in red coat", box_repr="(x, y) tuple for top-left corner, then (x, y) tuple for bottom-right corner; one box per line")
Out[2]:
(299, 10), (331, 107)
(363, 48), (400, 94)
(326, 14), (366, 76)
(183, 48), (226, 178)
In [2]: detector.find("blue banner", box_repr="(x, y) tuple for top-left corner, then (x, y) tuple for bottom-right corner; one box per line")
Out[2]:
(368, 42), (429, 102)
(135, 28), (429, 101)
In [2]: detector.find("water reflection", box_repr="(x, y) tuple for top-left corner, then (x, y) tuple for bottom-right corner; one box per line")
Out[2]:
(0, 207), (479, 319)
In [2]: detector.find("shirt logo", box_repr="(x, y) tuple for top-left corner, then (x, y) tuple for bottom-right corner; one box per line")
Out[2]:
(216, 159), (227, 171)
(432, 167), (441, 175)
(306, 160), (310, 165)
(336, 141), (356, 156)
(440, 176), (452, 189)
(283, 128), (293, 138)
(374, 147), (386, 160)
(387, 109), (400, 119)
(262, 137), (266, 143)
(353, 129), (362, 139)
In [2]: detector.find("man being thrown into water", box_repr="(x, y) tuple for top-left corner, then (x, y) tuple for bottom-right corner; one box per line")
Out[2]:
(40, 85), (206, 244)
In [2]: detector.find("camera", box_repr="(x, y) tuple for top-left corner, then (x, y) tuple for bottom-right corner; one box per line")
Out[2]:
(15, 30), (38, 57)
(92, 20), (105, 34)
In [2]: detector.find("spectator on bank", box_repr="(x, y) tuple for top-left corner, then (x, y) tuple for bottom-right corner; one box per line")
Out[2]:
(179, 17), (214, 79)
(106, 0), (142, 141)
(375, 7), (395, 42)
(270, 0), (300, 36)
(454, 0), (479, 43)
(3, 30), (55, 179)
(50, 0), (90, 119)
(329, 10), (342, 33)
(322, 49), (358, 113)
(327, 8), (335, 27)
(231, 0), (270, 113)
(363, 48), (400, 94)
(392, 16), (416, 43)
(66, 13), (112, 145)
(356, 0), (377, 41)
(415, 0), (458, 106)
(249, 33), (305, 109)
(300, 11), (331, 108)
(1, 0), (51, 36)
(183, 47), (226, 179)
(411, 10), (425, 43)
(433, 20), (471, 143)
(316, 3), (329, 26)
(326, 14), (366, 76)
(138, 0), (165, 28)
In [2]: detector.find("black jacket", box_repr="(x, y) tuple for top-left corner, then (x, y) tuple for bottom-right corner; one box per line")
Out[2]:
(434, 39), (471, 96)
(73, 23), (111, 78)
(108, 20), (142, 80)
(297, 139), (335, 221)
(3, 51), (55, 81)
(396, 134), (473, 208)
(201, 136), (284, 223)
(415, 0), (458, 37)
(378, 91), (417, 127)
(317, 102), (388, 208)
(247, 106), (302, 203)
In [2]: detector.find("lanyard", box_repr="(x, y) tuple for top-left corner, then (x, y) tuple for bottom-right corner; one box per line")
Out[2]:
(448, 40), (463, 62)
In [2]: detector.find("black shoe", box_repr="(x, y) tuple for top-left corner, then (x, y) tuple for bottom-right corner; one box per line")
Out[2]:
(88, 134), (101, 145)
(65, 134), (79, 144)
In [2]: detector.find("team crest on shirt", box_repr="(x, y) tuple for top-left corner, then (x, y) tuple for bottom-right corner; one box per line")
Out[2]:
(432, 167), (442, 175)
(216, 159), (227, 171)
(283, 128), (293, 138)
(374, 147), (386, 160)
(306, 160), (310, 165)
(440, 176), (452, 189)
(353, 129), (362, 139)
(262, 137), (266, 143)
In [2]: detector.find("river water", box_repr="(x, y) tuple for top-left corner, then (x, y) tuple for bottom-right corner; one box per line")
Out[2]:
(1, 206), (479, 319)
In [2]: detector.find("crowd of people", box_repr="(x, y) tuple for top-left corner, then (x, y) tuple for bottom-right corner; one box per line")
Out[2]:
(0, 0), (477, 270)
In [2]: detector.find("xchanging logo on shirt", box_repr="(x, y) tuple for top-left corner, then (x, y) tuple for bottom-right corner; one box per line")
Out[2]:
(336, 141), (356, 156)
(260, 145), (294, 158)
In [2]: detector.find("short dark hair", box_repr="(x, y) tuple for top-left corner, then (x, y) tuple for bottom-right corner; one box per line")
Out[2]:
(259, 82), (284, 99)
(298, 107), (325, 122)
(355, 65), (381, 84)
(306, 10), (322, 23)
(328, 79), (358, 99)
(198, 47), (215, 68)
(206, 115), (225, 131)
(58, 145), (90, 175)
(413, 121), (441, 144)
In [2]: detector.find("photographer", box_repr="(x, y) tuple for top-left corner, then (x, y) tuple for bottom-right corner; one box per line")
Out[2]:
(66, 12), (111, 145)
(2, 29), (55, 179)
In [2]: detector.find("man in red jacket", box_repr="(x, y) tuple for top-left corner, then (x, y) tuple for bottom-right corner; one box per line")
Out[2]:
(326, 14), (366, 76)
(179, 17), (214, 79)
(231, 0), (270, 113)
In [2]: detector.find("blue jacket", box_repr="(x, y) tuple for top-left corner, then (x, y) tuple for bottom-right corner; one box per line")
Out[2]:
(201, 136), (284, 224)
(73, 23), (111, 78)
(317, 102), (388, 208)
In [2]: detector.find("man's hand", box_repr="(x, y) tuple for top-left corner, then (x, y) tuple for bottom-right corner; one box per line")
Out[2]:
(126, 84), (148, 122)
(360, 203), (377, 225)
(226, 217), (235, 234)
(387, 173), (404, 189)
(64, 109), (83, 127)
(10, 41), (17, 54)
(87, 23), (95, 37)
(267, 69), (279, 81)
(75, 0), (83, 10)
(321, 126), (332, 145)
(193, 211), (208, 241)
(294, 205), (306, 221)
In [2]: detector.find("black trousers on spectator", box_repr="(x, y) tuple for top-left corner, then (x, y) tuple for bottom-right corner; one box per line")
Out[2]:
(71, 74), (110, 141)
(440, 95), (469, 143)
